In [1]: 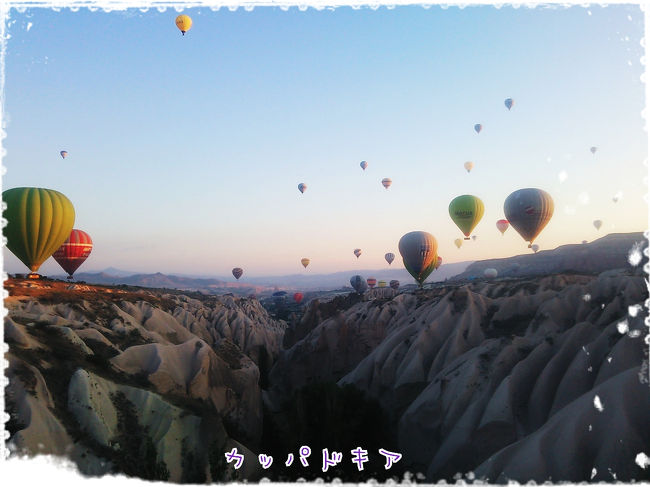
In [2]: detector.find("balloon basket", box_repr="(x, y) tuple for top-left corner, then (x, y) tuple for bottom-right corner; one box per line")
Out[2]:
(464, 237), (470, 241)
(27, 273), (41, 280)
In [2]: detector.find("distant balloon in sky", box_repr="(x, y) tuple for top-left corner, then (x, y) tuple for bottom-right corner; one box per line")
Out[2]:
(474, 124), (483, 134)
(360, 161), (368, 170)
(593, 219), (602, 230)
(504, 98), (514, 110)
(398, 231), (438, 287)
(298, 183), (307, 194)
(454, 238), (463, 249)
(472, 235), (478, 241)
(590, 146), (597, 155)
(504, 188), (554, 248)
(354, 248), (362, 259)
(449, 195), (485, 240)
(232, 268), (243, 280)
(367, 278), (377, 289)
(293, 292), (303, 304)
(301, 258), (310, 268)
(435, 256), (442, 269)
(484, 268), (498, 278)
(60, 150), (68, 159)
(389, 280), (400, 290)
(175, 14), (192, 35)
(3, 187), (75, 275)
(496, 219), (509, 235)
(531, 244), (540, 253)
(350, 275), (368, 294)
(381, 178), (392, 190)
(53, 229), (93, 279)
(385, 252), (395, 265)
(464, 161), (474, 173)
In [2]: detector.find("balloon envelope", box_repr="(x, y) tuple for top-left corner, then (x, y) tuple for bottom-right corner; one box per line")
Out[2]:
(378, 280), (387, 288)
(435, 256), (442, 269)
(367, 278), (377, 288)
(474, 123), (482, 134)
(504, 98), (514, 110)
(293, 292), (303, 304)
(301, 258), (310, 268)
(464, 161), (474, 173)
(298, 183), (307, 194)
(354, 248), (362, 258)
(504, 188), (554, 247)
(593, 220), (602, 230)
(531, 244), (540, 253)
(398, 231), (438, 286)
(389, 280), (400, 290)
(52, 229), (93, 278)
(385, 252), (395, 265)
(350, 275), (368, 294)
(3, 187), (75, 273)
(449, 195), (485, 239)
(60, 151), (68, 159)
(175, 14), (192, 34)
(454, 238), (463, 249)
(590, 146), (597, 155)
(496, 219), (510, 235)
(360, 161), (368, 170)
(232, 268), (243, 280)
(484, 268), (498, 278)
(381, 178), (392, 189)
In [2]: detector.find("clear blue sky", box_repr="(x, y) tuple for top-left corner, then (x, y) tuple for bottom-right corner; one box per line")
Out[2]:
(3, 5), (647, 277)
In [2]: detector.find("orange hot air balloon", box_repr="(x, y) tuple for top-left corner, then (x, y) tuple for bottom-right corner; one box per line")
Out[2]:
(52, 229), (93, 279)
(301, 258), (310, 268)
(496, 219), (509, 235)
(294, 292), (304, 304)
(435, 256), (442, 269)
(367, 278), (377, 288)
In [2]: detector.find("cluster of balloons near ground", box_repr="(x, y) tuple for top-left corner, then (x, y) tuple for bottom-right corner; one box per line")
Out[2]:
(2, 187), (93, 279)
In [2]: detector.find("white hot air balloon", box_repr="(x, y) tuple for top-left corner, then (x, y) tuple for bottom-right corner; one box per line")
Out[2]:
(590, 146), (597, 155)
(531, 244), (540, 253)
(484, 268), (498, 279)
(464, 161), (474, 173)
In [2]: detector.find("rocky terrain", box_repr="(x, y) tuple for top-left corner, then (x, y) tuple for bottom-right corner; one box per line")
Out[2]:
(4, 232), (650, 483)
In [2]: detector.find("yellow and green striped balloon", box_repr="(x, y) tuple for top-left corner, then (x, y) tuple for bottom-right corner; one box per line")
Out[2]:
(3, 187), (75, 273)
(449, 195), (484, 240)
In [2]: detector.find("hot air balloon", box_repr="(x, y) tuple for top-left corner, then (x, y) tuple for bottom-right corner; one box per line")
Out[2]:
(378, 280), (387, 288)
(60, 151), (68, 159)
(435, 256), (442, 269)
(590, 146), (597, 155)
(298, 183), (307, 194)
(464, 161), (474, 173)
(531, 244), (540, 253)
(504, 98), (514, 110)
(398, 231), (438, 287)
(293, 292), (303, 304)
(496, 219), (509, 235)
(449, 195), (485, 240)
(354, 248), (362, 259)
(301, 258), (310, 268)
(381, 178), (392, 190)
(454, 238), (463, 249)
(389, 280), (400, 290)
(593, 220), (602, 230)
(504, 188), (554, 248)
(484, 268), (498, 278)
(474, 124), (482, 134)
(472, 235), (478, 241)
(367, 278), (377, 289)
(385, 252), (395, 265)
(3, 187), (75, 276)
(360, 161), (368, 170)
(52, 229), (93, 279)
(350, 275), (368, 294)
(175, 14), (192, 35)
(232, 268), (243, 280)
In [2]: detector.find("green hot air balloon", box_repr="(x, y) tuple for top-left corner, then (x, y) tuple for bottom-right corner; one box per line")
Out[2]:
(3, 187), (75, 274)
(449, 195), (484, 240)
(398, 231), (438, 287)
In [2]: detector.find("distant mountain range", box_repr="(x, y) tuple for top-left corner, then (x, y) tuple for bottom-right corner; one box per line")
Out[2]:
(48, 263), (472, 294)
